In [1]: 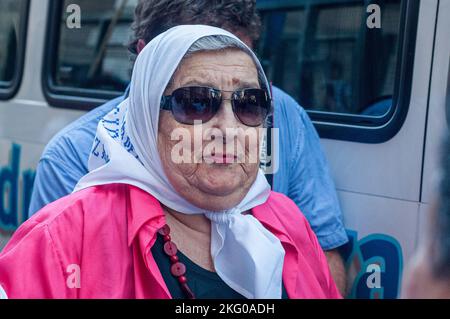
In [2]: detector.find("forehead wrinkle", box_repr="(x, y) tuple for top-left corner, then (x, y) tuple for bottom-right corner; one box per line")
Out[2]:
(173, 51), (260, 89)
(179, 73), (217, 87)
(178, 69), (258, 89)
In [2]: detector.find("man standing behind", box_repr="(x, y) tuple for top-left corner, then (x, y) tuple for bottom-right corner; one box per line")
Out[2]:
(28, 0), (348, 295)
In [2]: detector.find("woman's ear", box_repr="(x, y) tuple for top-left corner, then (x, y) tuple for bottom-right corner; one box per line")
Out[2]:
(137, 39), (146, 54)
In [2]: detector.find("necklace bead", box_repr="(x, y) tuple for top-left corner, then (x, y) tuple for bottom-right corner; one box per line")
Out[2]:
(159, 224), (196, 299)
(158, 225), (170, 236)
(171, 262), (186, 277)
(163, 241), (178, 256)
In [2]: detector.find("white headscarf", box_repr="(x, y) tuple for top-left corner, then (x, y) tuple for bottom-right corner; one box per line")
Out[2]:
(74, 25), (285, 299)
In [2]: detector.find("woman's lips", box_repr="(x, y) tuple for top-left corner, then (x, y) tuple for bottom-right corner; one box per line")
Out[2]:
(203, 153), (238, 164)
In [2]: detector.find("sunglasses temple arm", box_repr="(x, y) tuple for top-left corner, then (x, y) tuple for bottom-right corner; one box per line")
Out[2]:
(160, 95), (172, 110)
(269, 81), (273, 98)
(269, 82), (275, 116)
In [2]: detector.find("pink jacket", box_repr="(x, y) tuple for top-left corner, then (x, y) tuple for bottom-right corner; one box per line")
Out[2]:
(0, 184), (341, 299)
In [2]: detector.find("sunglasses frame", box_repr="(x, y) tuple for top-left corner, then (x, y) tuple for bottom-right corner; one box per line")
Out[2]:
(160, 86), (272, 127)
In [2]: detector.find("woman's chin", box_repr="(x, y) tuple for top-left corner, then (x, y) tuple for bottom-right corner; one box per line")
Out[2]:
(196, 199), (241, 212)
(192, 182), (246, 211)
(199, 182), (240, 197)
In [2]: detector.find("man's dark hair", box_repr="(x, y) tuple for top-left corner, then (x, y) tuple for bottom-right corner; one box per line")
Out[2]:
(128, 0), (261, 56)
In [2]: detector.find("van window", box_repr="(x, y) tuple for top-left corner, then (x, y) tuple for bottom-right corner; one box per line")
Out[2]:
(0, 0), (28, 97)
(257, 0), (402, 119)
(53, 0), (137, 93)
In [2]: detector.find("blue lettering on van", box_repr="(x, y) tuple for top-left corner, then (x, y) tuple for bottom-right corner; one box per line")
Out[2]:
(22, 169), (36, 219)
(0, 144), (36, 231)
(341, 230), (403, 299)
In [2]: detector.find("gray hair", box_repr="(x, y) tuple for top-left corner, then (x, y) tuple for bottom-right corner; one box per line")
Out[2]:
(184, 35), (267, 91)
(167, 35), (268, 92)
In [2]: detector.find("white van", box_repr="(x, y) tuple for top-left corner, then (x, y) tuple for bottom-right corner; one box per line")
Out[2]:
(0, 0), (449, 299)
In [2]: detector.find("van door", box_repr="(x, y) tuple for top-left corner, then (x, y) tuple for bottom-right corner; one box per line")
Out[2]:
(419, 0), (450, 245)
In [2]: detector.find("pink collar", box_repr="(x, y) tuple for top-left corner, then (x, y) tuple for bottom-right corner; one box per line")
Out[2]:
(125, 185), (299, 298)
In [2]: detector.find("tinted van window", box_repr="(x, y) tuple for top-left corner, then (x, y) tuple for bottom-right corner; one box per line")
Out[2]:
(0, 0), (28, 88)
(257, 0), (402, 117)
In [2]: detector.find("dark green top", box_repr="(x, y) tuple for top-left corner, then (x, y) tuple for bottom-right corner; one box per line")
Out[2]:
(151, 234), (289, 299)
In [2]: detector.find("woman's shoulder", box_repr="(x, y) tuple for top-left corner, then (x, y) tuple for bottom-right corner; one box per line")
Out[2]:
(28, 183), (159, 239)
(0, 183), (138, 298)
(261, 191), (310, 224)
(3, 183), (139, 259)
(32, 183), (130, 226)
(13, 183), (138, 247)
(253, 191), (319, 247)
(255, 191), (341, 298)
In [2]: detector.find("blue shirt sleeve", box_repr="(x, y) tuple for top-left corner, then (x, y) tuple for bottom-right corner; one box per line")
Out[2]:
(28, 151), (87, 217)
(272, 86), (348, 250)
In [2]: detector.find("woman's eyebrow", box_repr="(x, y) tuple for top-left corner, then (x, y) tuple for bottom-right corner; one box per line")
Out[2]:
(235, 80), (260, 88)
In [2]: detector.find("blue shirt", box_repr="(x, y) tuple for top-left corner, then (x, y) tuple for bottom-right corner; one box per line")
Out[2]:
(29, 86), (348, 250)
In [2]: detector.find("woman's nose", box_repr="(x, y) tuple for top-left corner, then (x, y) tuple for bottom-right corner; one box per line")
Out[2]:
(209, 97), (240, 132)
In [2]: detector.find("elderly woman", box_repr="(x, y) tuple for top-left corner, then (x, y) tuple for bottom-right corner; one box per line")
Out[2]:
(0, 25), (340, 299)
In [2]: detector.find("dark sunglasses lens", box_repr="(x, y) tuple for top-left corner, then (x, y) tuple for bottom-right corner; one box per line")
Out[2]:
(233, 89), (270, 126)
(171, 87), (220, 124)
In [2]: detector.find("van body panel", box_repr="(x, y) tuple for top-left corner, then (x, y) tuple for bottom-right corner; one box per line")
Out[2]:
(15, 0), (49, 102)
(421, 0), (450, 204)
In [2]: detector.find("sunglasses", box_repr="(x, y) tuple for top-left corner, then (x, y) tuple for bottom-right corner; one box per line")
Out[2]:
(160, 86), (272, 127)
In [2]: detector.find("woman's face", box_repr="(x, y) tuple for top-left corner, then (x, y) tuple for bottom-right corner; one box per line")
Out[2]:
(158, 49), (262, 211)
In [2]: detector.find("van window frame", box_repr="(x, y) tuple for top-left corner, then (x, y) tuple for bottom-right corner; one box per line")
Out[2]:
(257, 0), (420, 143)
(42, 0), (126, 111)
(0, 0), (30, 100)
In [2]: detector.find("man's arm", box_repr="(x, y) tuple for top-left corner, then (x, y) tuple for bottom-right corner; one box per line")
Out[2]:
(290, 108), (348, 295)
(272, 87), (348, 295)
(325, 250), (347, 296)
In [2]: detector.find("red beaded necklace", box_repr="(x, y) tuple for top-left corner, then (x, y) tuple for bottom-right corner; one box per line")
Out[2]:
(158, 224), (196, 299)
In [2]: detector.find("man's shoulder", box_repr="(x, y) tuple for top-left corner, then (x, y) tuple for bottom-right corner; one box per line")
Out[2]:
(271, 86), (310, 129)
(42, 96), (123, 159)
(272, 86), (305, 113)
